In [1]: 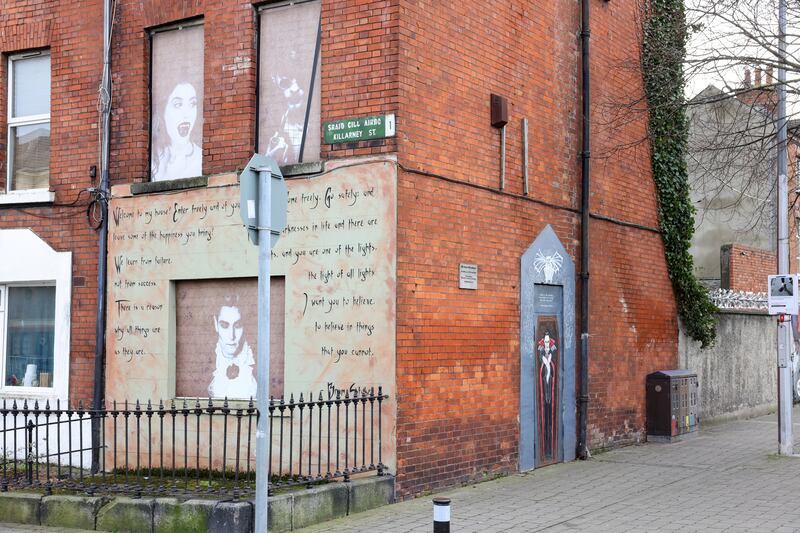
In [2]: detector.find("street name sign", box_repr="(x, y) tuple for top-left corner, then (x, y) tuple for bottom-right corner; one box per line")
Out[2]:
(323, 114), (396, 144)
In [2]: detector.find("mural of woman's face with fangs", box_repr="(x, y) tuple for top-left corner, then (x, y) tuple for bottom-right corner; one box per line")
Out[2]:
(164, 82), (198, 148)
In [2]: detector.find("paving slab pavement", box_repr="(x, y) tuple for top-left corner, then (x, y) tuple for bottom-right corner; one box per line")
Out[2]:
(2, 408), (799, 532)
(296, 407), (800, 533)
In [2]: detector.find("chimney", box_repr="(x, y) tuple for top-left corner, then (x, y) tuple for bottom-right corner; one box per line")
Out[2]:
(743, 67), (752, 88)
(766, 66), (774, 86)
(755, 67), (762, 87)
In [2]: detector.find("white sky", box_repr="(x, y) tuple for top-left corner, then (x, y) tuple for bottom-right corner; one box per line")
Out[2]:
(684, 0), (800, 114)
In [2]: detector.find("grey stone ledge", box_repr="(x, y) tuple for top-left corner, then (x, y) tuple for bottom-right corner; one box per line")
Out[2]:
(281, 161), (324, 177)
(41, 494), (109, 530)
(0, 475), (395, 532)
(130, 176), (208, 195)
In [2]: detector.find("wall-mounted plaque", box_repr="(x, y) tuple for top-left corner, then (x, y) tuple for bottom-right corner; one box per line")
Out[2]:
(459, 263), (478, 290)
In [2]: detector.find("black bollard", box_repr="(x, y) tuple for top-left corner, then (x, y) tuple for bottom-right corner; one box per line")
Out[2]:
(433, 497), (451, 533)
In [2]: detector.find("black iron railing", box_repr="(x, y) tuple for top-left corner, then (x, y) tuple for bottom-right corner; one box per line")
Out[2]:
(0, 387), (387, 498)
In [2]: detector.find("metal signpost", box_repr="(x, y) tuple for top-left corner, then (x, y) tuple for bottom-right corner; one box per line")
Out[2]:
(768, 273), (798, 440)
(776, 0), (794, 456)
(239, 154), (288, 532)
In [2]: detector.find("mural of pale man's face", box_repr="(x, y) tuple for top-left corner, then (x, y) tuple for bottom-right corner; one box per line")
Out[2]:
(164, 82), (198, 147)
(214, 305), (244, 359)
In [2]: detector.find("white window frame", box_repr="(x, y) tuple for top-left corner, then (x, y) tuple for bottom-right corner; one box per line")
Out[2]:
(0, 229), (71, 399)
(4, 50), (53, 204)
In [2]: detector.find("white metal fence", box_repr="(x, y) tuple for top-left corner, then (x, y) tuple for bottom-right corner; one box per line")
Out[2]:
(708, 289), (767, 311)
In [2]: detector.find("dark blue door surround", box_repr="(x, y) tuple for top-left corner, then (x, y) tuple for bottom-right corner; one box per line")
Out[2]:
(520, 225), (576, 471)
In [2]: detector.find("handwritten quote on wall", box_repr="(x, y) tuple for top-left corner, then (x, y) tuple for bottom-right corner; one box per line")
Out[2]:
(105, 161), (396, 408)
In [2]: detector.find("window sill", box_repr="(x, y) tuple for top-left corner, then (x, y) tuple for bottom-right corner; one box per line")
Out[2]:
(0, 189), (55, 205)
(281, 161), (324, 177)
(0, 387), (63, 402)
(131, 176), (208, 195)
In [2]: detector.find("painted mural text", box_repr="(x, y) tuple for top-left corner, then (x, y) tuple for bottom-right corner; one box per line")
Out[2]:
(111, 200), (239, 229)
(105, 163), (397, 472)
(108, 171), (392, 396)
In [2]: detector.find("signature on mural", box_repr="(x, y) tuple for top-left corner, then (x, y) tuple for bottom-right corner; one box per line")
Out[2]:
(324, 382), (372, 401)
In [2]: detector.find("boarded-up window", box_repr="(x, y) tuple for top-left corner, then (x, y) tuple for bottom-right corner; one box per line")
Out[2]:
(150, 24), (204, 182)
(175, 278), (284, 399)
(258, 1), (321, 165)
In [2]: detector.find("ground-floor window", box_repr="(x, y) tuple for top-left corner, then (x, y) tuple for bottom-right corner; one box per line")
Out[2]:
(0, 229), (71, 398)
(1, 285), (56, 388)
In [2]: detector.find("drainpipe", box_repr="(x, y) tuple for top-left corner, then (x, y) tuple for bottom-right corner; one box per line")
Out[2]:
(92, 0), (113, 472)
(577, 0), (591, 460)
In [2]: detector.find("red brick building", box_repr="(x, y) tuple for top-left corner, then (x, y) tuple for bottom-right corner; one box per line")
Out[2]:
(2, 0), (679, 499)
(0, 1), (104, 405)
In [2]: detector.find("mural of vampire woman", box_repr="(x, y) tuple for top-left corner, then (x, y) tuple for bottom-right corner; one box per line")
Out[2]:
(150, 25), (204, 181)
(151, 81), (202, 181)
(537, 327), (558, 463)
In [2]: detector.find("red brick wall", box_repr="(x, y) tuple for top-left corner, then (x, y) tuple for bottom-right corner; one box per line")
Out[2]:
(1, 0), (682, 496)
(587, 0), (678, 448)
(586, 222), (677, 448)
(395, 169), (578, 495)
(109, 0), (399, 185)
(320, 1), (399, 159)
(393, 0), (678, 497)
(723, 244), (775, 293)
(0, 0), (104, 404)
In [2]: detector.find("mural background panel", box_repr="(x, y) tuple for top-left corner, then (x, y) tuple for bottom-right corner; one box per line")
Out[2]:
(106, 158), (397, 470)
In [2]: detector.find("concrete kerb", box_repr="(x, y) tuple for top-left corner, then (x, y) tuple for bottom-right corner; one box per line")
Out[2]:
(208, 500), (254, 533)
(348, 475), (395, 515)
(41, 494), (109, 530)
(0, 475), (395, 532)
(268, 475), (396, 533)
(268, 493), (293, 532)
(0, 491), (42, 525)
(291, 483), (349, 530)
(96, 497), (154, 533)
(153, 498), (215, 533)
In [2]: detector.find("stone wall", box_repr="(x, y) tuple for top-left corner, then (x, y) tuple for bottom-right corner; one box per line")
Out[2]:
(678, 311), (777, 422)
(0, 476), (394, 533)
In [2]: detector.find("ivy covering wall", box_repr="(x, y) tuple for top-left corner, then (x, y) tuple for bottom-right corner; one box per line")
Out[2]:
(641, 0), (717, 347)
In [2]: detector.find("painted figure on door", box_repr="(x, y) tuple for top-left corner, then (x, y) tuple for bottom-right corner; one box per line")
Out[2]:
(537, 327), (558, 462)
